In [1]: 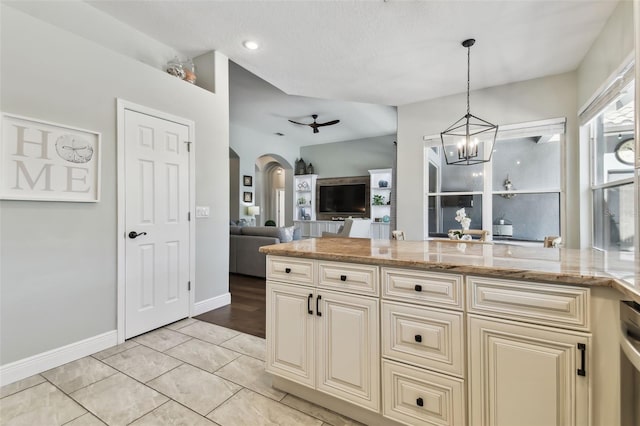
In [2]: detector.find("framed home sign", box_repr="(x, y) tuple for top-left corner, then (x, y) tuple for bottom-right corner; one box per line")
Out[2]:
(1, 113), (101, 202)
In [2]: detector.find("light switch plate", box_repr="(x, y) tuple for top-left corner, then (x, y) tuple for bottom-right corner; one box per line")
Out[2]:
(195, 206), (210, 218)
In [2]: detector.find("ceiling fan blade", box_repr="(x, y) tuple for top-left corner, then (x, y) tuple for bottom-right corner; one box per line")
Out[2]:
(316, 119), (340, 127)
(288, 119), (309, 126)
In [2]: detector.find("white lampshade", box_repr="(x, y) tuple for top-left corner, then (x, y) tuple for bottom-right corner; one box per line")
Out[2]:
(247, 206), (260, 216)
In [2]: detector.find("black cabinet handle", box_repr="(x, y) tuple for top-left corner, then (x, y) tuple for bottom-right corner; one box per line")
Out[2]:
(415, 335), (422, 343)
(285, 268), (291, 274)
(340, 275), (347, 282)
(316, 295), (322, 317)
(577, 343), (586, 376)
(414, 284), (422, 292)
(128, 231), (147, 239)
(416, 397), (424, 407)
(307, 294), (313, 315)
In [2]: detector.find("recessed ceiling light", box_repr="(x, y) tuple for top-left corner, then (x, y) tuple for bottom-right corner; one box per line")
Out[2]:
(243, 40), (259, 50)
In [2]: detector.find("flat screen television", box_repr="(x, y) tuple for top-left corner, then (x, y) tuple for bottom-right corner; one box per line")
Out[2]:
(319, 184), (366, 214)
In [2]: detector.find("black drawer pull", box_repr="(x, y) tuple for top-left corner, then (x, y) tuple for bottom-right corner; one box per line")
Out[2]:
(340, 275), (347, 281)
(414, 284), (422, 292)
(316, 295), (322, 317)
(414, 335), (422, 343)
(285, 268), (291, 273)
(577, 343), (586, 376)
(307, 294), (313, 315)
(416, 397), (424, 407)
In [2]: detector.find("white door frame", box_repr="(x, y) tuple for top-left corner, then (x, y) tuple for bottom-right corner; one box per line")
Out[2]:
(116, 99), (196, 343)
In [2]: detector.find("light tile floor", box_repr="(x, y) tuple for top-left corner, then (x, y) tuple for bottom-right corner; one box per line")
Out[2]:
(0, 319), (362, 426)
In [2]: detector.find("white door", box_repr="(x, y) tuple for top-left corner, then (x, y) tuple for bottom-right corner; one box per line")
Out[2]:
(124, 109), (191, 338)
(265, 281), (315, 387)
(316, 290), (380, 412)
(468, 315), (590, 426)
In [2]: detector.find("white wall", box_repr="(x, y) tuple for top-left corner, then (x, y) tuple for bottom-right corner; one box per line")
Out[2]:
(397, 72), (579, 245)
(300, 134), (396, 178)
(577, 0), (635, 110)
(0, 5), (229, 364)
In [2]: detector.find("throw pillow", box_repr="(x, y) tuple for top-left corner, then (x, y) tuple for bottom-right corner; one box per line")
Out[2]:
(276, 226), (295, 243)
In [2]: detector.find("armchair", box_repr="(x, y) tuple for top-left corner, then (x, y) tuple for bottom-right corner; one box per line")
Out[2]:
(322, 218), (372, 238)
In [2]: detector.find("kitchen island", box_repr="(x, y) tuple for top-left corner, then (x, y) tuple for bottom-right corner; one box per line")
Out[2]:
(260, 238), (638, 426)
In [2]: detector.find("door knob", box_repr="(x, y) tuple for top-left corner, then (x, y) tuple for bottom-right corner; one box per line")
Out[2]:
(128, 231), (147, 239)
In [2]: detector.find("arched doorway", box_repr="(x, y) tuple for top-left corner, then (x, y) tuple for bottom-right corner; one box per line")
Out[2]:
(255, 155), (293, 227)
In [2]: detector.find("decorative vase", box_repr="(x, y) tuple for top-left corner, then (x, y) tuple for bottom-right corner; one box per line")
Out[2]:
(378, 180), (388, 188)
(166, 57), (185, 79)
(182, 58), (196, 84)
(295, 158), (307, 175)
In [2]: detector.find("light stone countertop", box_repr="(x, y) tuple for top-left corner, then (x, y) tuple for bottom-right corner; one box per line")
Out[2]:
(259, 238), (640, 303)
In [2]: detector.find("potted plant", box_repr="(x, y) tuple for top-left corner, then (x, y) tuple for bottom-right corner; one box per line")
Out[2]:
(372, 194), (385, 205)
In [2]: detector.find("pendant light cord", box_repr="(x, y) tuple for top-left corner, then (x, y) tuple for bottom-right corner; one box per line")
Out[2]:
(466, 44), (471, 116)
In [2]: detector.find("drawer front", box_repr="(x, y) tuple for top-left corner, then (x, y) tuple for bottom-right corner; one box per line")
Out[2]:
(382, 267), (463, 310)
(382, 301), (464, 377)
(266, 256), (315, 286)
(382, 359), (466, 426)
(467, 276), (590, 330)
(317, 261), (379, 296)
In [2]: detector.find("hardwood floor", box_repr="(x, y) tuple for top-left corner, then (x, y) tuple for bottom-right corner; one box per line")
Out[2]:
(195, 273), (266, 338)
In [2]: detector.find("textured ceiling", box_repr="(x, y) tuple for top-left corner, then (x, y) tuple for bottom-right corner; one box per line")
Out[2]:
(88, 0), (618, 106)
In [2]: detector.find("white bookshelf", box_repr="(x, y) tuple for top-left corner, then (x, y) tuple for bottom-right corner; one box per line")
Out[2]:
(293, 174), (317, 221)
(369, 168), (392, 239)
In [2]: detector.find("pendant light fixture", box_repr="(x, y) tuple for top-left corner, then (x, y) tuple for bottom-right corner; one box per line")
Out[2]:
(440, 39), (498, 165)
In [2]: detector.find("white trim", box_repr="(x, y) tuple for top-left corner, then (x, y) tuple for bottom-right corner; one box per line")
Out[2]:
(192, 293), (231, 316)
(116, 99), (196, 343)
(0, 331), (117, 386)
(423, 117), (567, 144)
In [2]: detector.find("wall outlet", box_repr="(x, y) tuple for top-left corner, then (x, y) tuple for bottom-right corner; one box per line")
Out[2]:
(195, 206), (210, 218)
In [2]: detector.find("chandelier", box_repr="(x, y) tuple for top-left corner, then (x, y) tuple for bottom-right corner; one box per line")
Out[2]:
(441, 39), (498, 165)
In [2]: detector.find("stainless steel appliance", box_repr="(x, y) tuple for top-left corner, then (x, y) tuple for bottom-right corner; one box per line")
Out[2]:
(620, 301), (640, 425)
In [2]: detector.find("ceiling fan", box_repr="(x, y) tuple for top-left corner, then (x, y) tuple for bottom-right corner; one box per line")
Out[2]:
(288, 114), (340, 134)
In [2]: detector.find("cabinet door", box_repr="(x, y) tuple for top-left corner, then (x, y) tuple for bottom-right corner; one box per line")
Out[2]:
(316, 290), (380, 412)
(468, 315), (590, 426)
(266, 282), (315, 388)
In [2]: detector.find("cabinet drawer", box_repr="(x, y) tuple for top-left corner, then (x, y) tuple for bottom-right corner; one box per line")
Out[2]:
(317, 261), (379, 296)
(467, 276), (590, 330)
(382, 301), (464, 377)
(382, 359), (466, 426)
(266, 256), (315, 286)
(382, 267), (463, 310)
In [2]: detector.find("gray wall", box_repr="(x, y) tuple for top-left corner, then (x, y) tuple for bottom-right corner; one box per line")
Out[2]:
(300, 135), (396, 178)
(0, 5), (230, 364)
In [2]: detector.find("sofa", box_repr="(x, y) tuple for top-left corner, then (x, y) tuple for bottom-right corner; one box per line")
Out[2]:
(229, 225), (299, 278)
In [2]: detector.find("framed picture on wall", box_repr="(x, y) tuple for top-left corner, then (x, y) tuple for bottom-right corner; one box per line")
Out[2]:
(0, 112), (101, 202)
(243, 175), (253, 186)
(243, 192), (253, 202)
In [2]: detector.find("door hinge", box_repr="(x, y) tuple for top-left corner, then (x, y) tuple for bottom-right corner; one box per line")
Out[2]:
(188, 281), (191, 291)
(185, 141), (192, 152)
(188, 212), (191, 221)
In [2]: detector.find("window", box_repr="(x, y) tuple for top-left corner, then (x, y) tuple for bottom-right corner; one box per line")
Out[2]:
(587, 80), (635, 252)
(425, 121), (564, 243)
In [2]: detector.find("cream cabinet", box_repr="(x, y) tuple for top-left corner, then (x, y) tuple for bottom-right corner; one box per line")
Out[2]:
(266, 257), (380, 412)
(468, 315), (590, 426)
(266, 255), (595, 426)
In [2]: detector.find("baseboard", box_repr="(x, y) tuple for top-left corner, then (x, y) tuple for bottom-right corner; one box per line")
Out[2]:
(0, 330), (118, 386)
(192, 292), (231, 316)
